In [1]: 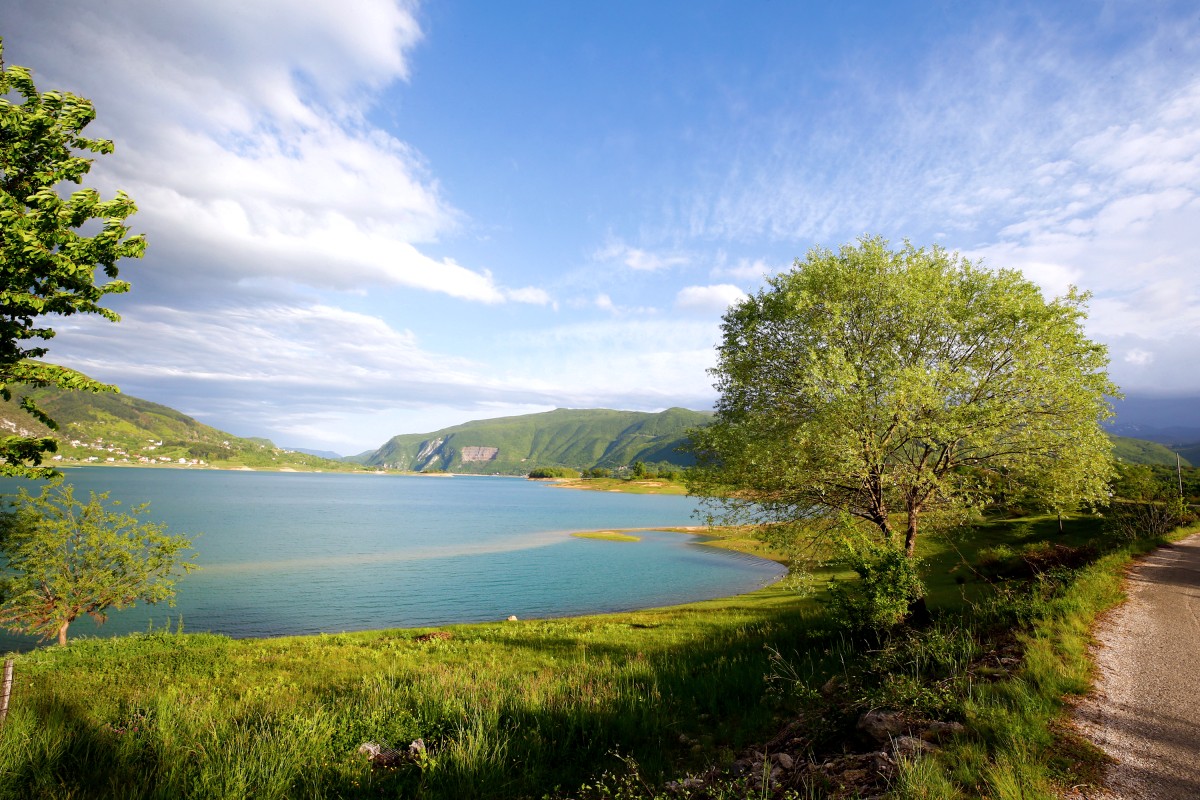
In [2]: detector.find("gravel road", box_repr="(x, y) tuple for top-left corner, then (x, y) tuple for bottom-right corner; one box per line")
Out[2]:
(1073, 532), (1200, 799)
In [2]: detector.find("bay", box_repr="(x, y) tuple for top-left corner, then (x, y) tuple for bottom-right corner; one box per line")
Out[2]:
(0, 468), (783, 650)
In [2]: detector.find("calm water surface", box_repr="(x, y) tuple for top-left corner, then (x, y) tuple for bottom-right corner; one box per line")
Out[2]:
(1, 468), (783, 649)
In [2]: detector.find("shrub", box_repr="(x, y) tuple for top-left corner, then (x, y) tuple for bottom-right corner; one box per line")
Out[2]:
(826, 532), (925, 632)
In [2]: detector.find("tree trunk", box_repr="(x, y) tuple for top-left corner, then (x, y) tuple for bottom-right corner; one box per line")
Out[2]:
(57, 620), (69, 647)
(904, 508), (919, 557)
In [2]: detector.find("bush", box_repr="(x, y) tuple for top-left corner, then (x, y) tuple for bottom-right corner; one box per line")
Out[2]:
(826, 532), (925, 632)
(527, 466), (580, 479)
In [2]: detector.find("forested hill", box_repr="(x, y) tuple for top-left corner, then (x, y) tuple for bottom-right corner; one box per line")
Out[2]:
(1110, 435), (1193, 467)
(0, 374), (351, 471)
(355, 407), (713, 474)
(1, 371), (1188, 475)
(356, 414), (1193, 475)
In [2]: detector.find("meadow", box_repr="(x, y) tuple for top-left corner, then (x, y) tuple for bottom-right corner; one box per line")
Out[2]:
(1, 514), (1192, 799)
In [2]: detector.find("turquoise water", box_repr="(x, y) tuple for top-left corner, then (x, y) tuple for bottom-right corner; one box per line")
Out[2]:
(0, 468), (783, 649)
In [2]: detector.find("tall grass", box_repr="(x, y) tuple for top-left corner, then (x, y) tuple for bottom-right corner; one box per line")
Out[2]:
(0, 589), (827, 799)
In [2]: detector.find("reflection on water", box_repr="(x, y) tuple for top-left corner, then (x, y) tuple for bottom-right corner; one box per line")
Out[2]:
(0, 469), (784, 650)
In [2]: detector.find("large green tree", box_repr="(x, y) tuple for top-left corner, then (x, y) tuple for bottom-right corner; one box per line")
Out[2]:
(687, 236), (1117, 557)
(0, 40), (145, 477)
(0, 480), (195, 645)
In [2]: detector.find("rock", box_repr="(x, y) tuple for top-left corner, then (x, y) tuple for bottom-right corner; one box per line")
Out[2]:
(820, 675), (841, 696)
(856, 710), (908, 743)
(408, 738), (426, 757)
(358, 741), (405, 768)
(892, 735), (936, 758)
(772, 752), (795, 770)
(506, 615), (518, 621)
(921, 720), (966, 741)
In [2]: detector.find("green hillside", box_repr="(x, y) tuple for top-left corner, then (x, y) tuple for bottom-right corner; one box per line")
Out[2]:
(363, 407), (712, 474)
(0, 374), (355, 472)
(1110, 434), (1192, 467)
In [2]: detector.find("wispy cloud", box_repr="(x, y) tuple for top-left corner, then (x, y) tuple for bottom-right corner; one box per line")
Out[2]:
(595, 240), (689, 272)
(675, 284), (746, 314)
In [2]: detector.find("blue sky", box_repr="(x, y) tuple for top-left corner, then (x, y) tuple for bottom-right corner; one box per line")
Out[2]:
(3, 1), (1198, 453)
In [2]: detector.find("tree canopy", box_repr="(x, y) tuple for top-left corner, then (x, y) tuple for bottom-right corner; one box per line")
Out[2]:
(687, 236), (1117, 556)
(0, 480), (195, 645)
(0, 39), (145, 477)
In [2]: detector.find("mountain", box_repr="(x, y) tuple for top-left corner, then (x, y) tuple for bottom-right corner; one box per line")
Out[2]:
(1106, 393), (1200, 445)
(361, 407), (712, 474)
(286, 447), (344, 460)
(0, 375), (354, 471)
(1110, 435), (1192, 467)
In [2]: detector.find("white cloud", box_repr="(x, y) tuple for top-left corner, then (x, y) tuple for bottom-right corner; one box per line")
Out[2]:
(504, 286), (555, 306)
(5, 1), (544, 305)
(675, 284), (747, 314)
(1124, 349), (1154, 366)
(711, 257), (774, 282)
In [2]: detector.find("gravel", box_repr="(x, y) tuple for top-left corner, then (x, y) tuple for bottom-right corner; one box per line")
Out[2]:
(1073, 532), (1200, 799)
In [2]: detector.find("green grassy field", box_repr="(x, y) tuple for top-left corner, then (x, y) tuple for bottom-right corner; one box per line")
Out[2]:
(0, 513), (1187, 799)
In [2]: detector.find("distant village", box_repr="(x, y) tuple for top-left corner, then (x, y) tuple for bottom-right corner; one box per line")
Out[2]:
(51, 435), (210, 467)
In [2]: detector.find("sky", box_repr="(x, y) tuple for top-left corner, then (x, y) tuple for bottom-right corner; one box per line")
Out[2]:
(2, 1), (1198, 454)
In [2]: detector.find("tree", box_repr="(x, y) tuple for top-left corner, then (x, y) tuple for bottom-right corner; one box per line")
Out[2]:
(0, 480), (195, 645)
(687, 236), (1117, 557)
(0, 40), (145, 477)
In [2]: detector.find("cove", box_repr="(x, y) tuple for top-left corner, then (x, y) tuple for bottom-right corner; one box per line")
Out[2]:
(0, 468), (784, 649)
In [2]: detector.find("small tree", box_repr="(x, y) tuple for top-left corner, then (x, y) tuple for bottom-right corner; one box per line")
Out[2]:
(0, 40), (145, 477)
(0, 481), (195, 645)
(687, 236), (1117, 557)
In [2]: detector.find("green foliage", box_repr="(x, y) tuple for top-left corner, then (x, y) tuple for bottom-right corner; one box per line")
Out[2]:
(527, 466), (580, 479)
(826, 529), (926, 632)
(0, 41), (145, 477)
(0, 480), (195, 644)
(1105, 463), (1195, 541)
(365, 407), (711, 475)
(688, 235), (1117, 557)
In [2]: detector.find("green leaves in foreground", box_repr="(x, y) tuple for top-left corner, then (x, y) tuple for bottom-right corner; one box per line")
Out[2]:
(0, 480), (196, 645)
(0, 39), (145, 476)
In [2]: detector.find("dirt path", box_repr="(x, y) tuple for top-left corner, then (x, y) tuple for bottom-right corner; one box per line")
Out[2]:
(1074, 532), (1200, 799)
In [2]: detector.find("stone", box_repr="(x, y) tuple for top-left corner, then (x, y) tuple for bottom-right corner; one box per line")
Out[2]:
(892, 735), (935, 758)
(921, 720), (966, 741)
(772, 752), (795, 770)
(856, 710), (908, 743)
(506, 615), (518, 621)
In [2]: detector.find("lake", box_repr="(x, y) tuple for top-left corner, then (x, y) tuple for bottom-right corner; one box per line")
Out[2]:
(0, 468), (784, 649)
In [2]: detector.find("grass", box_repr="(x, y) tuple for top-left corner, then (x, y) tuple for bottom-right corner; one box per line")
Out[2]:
(2, 512), (1189, 799)
(554, 477), (691, 495)
(0, 583), (831, 799)
(571, 531), (643, 542)
(888, 518), (1200, 799)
